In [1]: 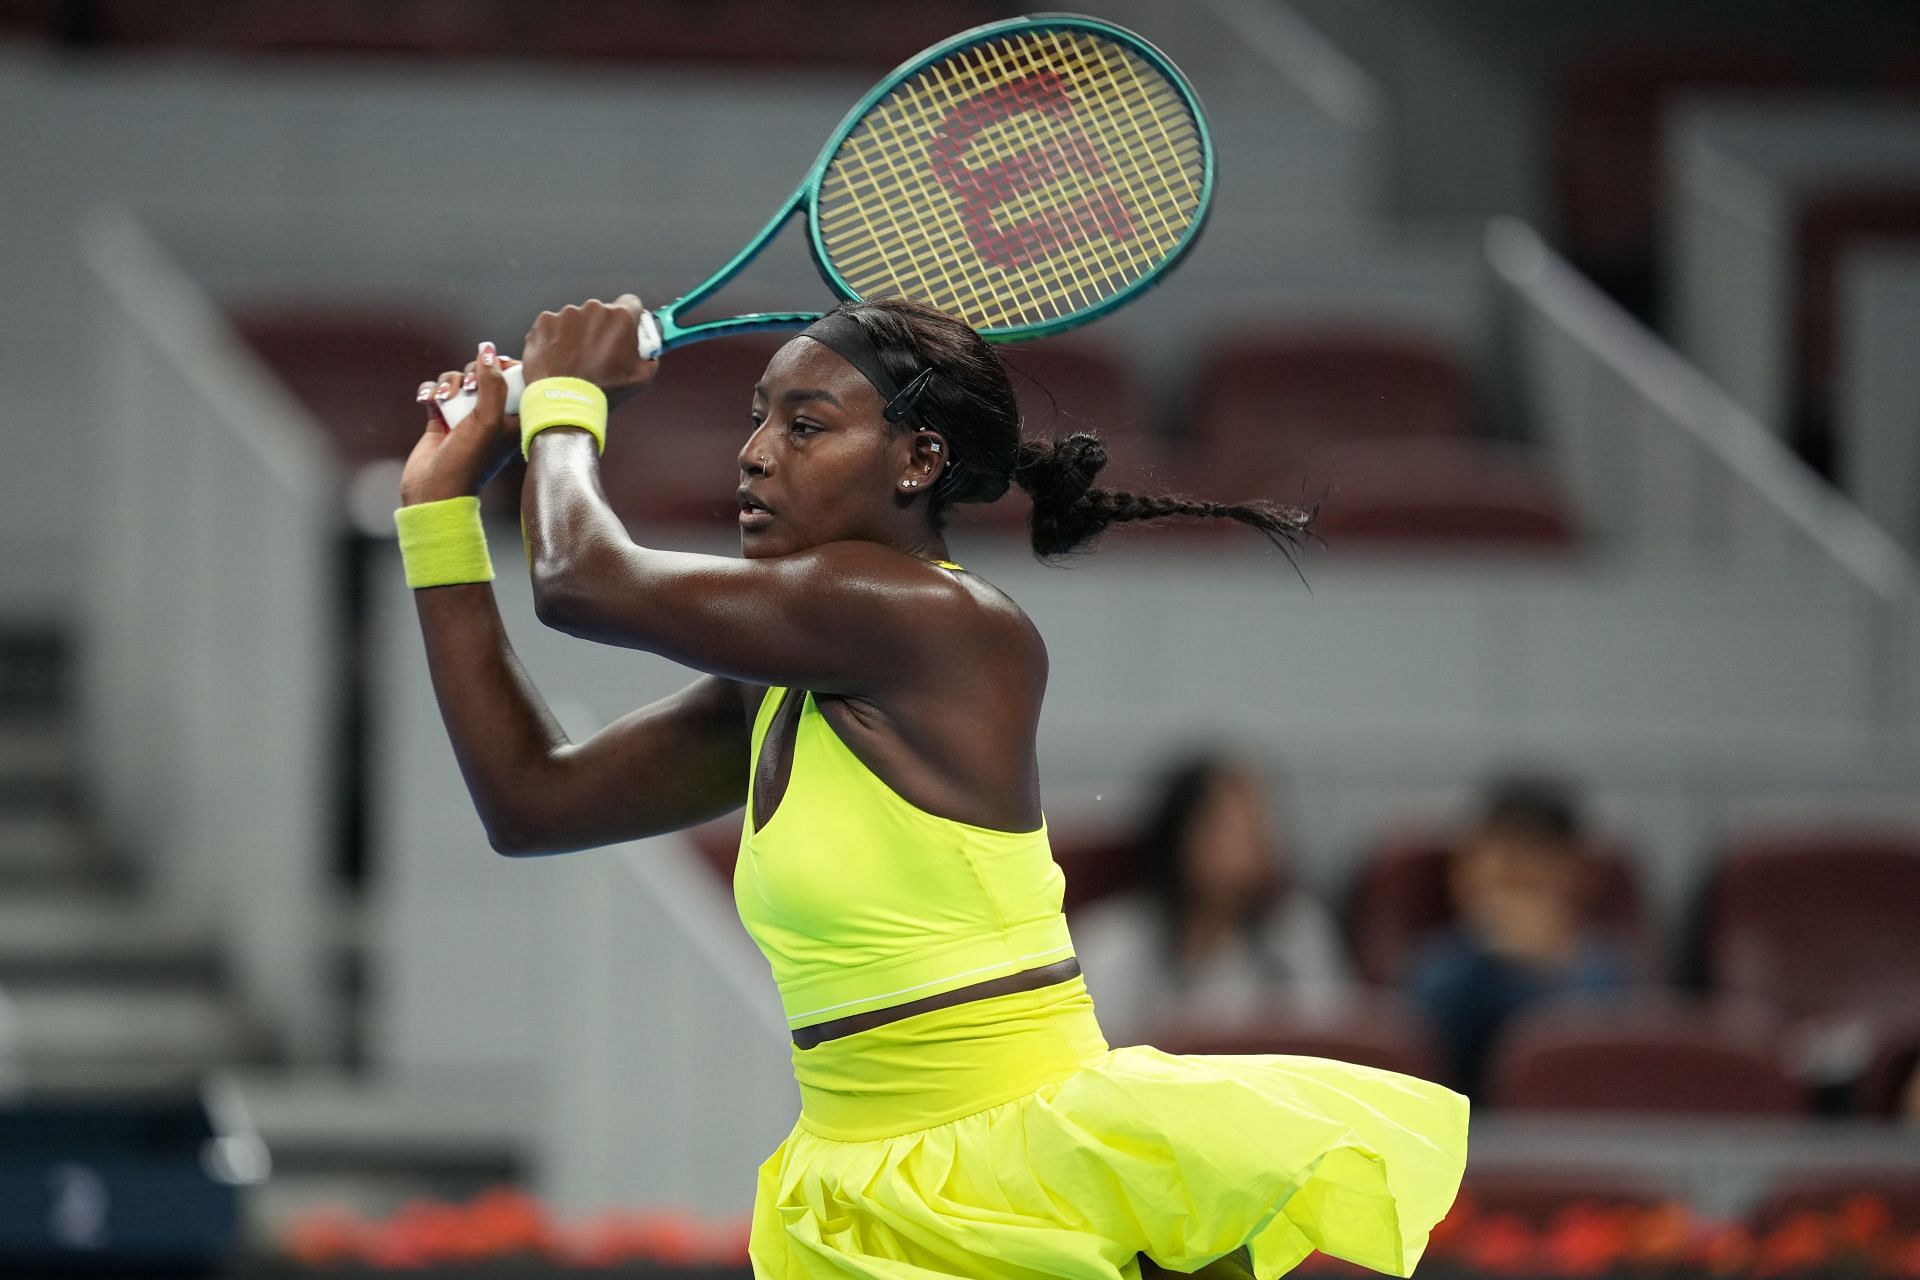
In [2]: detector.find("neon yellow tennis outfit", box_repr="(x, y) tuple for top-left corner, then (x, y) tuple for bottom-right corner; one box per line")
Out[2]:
(735, 618), (1469, 1277)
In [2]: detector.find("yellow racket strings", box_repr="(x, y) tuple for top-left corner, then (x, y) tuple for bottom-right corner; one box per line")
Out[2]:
(817, 28), (1205, 333)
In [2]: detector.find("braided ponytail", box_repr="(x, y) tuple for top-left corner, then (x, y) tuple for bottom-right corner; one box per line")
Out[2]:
(1012, 432), (1317, 560)
(831, 298), (1318, 563)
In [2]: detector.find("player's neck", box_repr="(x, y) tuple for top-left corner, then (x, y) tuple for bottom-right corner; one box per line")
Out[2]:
(900, 532), (952, 564)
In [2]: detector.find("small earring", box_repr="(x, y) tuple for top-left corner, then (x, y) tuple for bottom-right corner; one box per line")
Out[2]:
(904, 479), (917, 488)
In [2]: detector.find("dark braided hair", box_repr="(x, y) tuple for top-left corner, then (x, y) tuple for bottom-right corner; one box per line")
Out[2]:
(830, 296), (1317, 561)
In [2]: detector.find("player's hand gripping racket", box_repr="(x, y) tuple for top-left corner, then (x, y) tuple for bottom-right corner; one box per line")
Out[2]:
(440, 13), (1213, 427)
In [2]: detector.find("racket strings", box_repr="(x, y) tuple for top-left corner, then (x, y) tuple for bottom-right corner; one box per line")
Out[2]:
(816, 26), (1206, 334)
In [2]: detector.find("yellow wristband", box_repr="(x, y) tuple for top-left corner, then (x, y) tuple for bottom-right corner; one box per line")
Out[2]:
(520, 377), (608, 458)
(394, 496), (495, 589)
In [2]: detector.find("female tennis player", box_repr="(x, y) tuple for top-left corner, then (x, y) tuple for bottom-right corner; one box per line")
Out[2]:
(398, 294), (1468, 1280)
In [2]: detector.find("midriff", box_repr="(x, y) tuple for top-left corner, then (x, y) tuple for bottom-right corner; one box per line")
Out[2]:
(791, 956), (1083, 1049)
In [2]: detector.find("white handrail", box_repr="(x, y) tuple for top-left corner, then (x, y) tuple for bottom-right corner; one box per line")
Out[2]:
(1200, 0), (1385, 132)
(1487, 217), (1913, 604)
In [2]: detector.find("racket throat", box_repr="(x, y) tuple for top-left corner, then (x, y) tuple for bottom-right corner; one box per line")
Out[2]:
(655, 187), (838, 352)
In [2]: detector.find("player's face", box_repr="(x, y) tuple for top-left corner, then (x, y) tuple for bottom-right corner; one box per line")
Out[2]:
(738, 338), (906, 558)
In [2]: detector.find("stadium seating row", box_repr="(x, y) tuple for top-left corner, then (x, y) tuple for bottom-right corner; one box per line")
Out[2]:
(1461, 1164), (1920, 1232)
(1094, 824), (1920, 1116)
(232, 310), (1582, 550)
(687, 817), (1920, 1115)
(0, 0), (1022, 67)
(1148, 990), (1830, 1115)
(1546, 38), (1920, 472)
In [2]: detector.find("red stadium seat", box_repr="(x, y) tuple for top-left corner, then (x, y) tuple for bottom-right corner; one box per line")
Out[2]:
(9, 0), (213, 47)
(1753, 1171), (1920, 1233)
(1185, 331), (1474, 485)
(1306, 439), (1579, 551)
(1459, 1169), (1669, 1227)
(1856, 1013), (1920, 1116)
(230, 307), (467, 469)
(1001, 341), (1149, 446)
(1488, 996), (1805, 1114)
(1789, 185), (1920, 420)
(476, 0), (1018, 68)
(1345, 828), (1649, 986)
(948, 340), (1152, 536)
(218, 1), (469, 57)
(599, 338), (780, 528)
(1144, 989), (1443, 1080)
(1051, 829), (1144, 914)
(13, 0), (1023, 65)
(1884, 49), (1920, 99)
(1702, 829), (1920, 1024)
(1551, 39), (1805, 312)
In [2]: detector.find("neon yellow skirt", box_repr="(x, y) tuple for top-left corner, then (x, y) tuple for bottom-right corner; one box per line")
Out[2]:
(749, 976), (1470, 1279)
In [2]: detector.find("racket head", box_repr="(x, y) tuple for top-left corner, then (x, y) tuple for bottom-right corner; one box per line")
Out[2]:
(801, 14), (1213, 343)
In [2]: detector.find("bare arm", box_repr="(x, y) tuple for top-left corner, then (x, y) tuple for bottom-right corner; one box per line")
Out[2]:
(403, 352), (746, 856)
(414, 581), (747, 854)
(523, 431), (961, 692)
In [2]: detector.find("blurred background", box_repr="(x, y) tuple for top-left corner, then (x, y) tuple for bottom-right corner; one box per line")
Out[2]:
(2, 0), (1919, 1275)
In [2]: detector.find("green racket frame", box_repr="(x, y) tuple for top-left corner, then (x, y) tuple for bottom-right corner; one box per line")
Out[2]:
(651, 12), (1215, 351)
(440, 15), (1212, 428)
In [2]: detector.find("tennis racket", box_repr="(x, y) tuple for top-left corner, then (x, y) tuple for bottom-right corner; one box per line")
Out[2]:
(440, 13), (1213, 427)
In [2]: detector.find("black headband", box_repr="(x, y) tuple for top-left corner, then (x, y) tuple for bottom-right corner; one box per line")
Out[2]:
(799, 311), (934, 426)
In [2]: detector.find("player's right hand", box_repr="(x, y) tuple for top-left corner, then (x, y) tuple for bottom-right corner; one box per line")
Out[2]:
(400, 342), (522, 507)
(521, 293), (659, 407)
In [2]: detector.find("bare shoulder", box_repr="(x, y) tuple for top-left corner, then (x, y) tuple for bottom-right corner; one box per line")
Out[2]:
(793, 542), (1044, 663)
(942, 563), (1048, 686)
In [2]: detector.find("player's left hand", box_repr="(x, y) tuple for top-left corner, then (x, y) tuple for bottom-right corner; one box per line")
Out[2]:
(400, 343), (521, 506)
(521, 294), (660, 407)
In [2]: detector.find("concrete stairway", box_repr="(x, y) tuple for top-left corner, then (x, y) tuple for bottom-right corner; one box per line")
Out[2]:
(0, 627), (265, 1092)
(0, 623), (537, 1252)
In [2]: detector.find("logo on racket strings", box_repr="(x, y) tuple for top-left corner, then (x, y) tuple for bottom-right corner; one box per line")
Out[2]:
(927, 71), (1137, 272)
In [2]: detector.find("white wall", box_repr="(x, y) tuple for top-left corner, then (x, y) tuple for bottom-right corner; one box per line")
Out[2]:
(1839, 250), (1920, 555)
(1667, 100), (1920, 437)
(77, 211), (340, 1061)
(1491, 218), (1913, 618)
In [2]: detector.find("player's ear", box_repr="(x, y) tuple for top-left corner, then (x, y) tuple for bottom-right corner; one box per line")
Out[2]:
(900, 431), (948, 493)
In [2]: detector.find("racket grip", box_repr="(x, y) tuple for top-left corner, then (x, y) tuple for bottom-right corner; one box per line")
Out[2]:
(437, 309), (663, 429)
(438, 363), (522, 429)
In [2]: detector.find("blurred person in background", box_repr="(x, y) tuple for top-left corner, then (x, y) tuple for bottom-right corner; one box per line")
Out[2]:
(1406, 773), (1632, 1099)
(1075, 752), (1353, 1046)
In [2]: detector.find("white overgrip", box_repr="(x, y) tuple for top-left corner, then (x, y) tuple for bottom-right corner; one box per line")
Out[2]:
(436, 309), (663, 429)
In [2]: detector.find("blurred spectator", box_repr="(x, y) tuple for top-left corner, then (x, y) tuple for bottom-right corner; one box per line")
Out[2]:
(1073, 753), (1352, 1046)
(1405, 774), (1633, 1099)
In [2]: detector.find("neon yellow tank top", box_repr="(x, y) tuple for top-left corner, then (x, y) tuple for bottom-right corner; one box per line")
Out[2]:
(733, 685), (1076, 1032)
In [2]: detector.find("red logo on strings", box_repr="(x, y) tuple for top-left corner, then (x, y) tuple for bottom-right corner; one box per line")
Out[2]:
(926, 70), (1137, 271)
